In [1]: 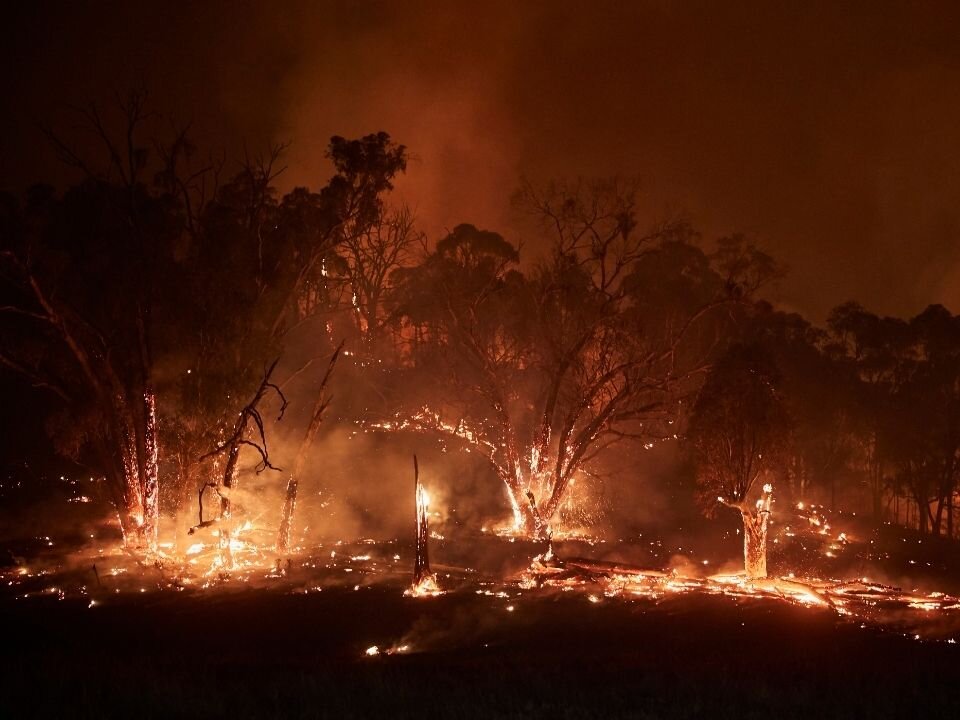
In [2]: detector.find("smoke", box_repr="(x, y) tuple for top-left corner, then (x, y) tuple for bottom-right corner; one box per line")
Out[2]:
(268, 1), (960, 321)
(7, 2), (960, 320)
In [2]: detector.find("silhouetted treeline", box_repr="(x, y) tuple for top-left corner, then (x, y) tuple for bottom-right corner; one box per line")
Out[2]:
(688, 300), (960, 536)
(1, 96), (958, 545)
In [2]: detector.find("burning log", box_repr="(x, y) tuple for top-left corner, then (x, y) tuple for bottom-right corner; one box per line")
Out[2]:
(407, 454), (441, 596)
(277, 341), (343, 553)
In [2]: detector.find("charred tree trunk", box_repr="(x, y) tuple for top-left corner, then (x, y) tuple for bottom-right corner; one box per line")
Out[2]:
(949, 495), (955, 539)
(277, 478), (299, 555)
(741, 484), (773, 579)
(277, 342), (342, 553)
(216, 432), (244, 569)
(140, 387), (160, 552)
(92, 431), (140, 545)
(872, 445), (884, 522)
(413, 455), (430, 584)
(504, 480), (528, 532)
(406, 455), (440, 596)
(114, 394), (146, 547)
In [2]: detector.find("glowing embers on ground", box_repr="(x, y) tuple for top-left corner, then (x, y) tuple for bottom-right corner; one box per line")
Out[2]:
(5, 508), (436, 601)
(5, 477), (958, 644)
(7, 527), (960, 649)
(517, 549), (960, 637)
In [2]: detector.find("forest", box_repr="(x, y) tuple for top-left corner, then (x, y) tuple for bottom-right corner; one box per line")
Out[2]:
(2, 94), (958, 575)
(0, 92), (960, 588)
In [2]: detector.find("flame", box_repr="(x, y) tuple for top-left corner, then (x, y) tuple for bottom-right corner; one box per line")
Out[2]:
(407, 476), (443, 597)
(405, 573), (443, 598)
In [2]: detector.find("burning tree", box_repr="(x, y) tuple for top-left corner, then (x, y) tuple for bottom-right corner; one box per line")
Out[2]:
(161, 132), (407, 552)
(0, 88), (410, 558)
(687, 343), (789, 578)
(0, 93), (176, 551)
(391, 179), (776, 537)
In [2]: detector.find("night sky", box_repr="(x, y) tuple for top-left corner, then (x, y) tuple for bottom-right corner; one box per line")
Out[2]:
(4, 0), (960, 320)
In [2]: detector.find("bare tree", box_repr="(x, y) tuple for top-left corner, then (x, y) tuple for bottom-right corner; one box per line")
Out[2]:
(2, 91), (170, 551)
(195, 359), (287, 568)
(338, 204), (424, 353)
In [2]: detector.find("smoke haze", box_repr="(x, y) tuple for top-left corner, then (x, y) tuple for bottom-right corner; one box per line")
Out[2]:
(5, 1), (960, 321)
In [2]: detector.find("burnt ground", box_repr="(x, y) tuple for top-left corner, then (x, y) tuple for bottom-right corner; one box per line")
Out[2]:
(2, 581), (959, 719)
(3, 469), (960, 719)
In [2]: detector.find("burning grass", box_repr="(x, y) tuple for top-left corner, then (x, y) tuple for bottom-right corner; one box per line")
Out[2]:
(5, 503), (960, 647)
(4, 469), (960, 655)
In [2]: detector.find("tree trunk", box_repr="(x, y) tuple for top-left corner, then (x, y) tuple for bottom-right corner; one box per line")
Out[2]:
(741, 485), (773, 579)
(116, 399), (146, 548)
(949, 495), (954, 539)
(413, 455), (430, 584)
(93, 434), (140, 545)
(870, 434), (883, 522)
(277, 475), (299, 554)
(140, 387), (160, 553)
(216, 438), (242, 570)
(934, 495), (945, 537)
(406, 455), (440, 596)
(502, 477), (537, 536)
(104, 386), (160, 553)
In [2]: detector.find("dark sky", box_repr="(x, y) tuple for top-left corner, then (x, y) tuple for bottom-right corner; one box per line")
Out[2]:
(4, 0), (960, 320)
